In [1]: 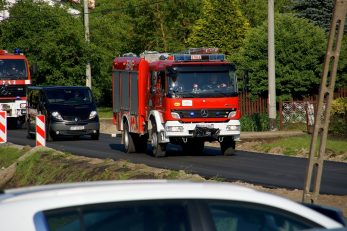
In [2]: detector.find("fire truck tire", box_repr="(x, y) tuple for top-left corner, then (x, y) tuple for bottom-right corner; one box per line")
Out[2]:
(123, 123), (136, 153)
(135, 135), (148, 153)
(151, 124), (166, 158)
(182, 140), (204, 155)
(220, 137), (236, 156)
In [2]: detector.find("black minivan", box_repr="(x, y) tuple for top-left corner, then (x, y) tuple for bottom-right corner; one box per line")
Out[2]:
(27, 86), (100, 140)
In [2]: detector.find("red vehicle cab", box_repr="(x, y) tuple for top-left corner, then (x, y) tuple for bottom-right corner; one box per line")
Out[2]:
(0, 49), (31, 127)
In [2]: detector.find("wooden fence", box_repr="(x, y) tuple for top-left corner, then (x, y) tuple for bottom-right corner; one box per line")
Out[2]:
(239, 87), (347, 116)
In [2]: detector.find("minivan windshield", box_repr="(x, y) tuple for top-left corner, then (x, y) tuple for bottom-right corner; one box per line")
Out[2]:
(44, 88), (93, 105)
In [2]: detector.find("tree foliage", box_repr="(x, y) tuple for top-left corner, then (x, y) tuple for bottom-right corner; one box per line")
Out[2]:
(122, 0), (201, 54)
(0, 0), (344, 106)
(0, 0), (89, 87)
(237, 14), (327, 100)
(239, 0), (293, 28)
(292, 0), (334, 31)
(187, 0), (250, 55)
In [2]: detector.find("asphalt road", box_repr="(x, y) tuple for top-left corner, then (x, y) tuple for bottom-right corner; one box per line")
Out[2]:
(7, 129), (347, 195)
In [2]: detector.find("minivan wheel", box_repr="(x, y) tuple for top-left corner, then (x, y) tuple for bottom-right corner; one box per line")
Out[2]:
(27, 126), (35, 139)
(91, 131), (99, 140)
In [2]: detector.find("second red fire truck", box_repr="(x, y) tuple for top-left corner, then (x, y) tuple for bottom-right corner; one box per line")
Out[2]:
(112, 48), (240, 157)
(0, 49), (32, 127)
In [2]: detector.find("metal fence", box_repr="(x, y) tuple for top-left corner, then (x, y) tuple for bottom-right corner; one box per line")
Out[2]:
(239, 88), (347, 130)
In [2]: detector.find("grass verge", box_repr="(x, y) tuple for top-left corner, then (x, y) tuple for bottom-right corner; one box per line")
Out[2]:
(3, 147), (204, 189)
(256, 134), (347, 159)
(0, 145), (28, 168)
(97, 107), (112, 118)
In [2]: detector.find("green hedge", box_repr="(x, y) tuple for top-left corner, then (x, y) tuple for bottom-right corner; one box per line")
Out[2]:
(240, 113), (270, 132)
(329, 98), (347, 137)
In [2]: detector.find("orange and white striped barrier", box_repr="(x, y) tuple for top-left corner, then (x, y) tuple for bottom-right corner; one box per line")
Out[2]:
(36, 115), (46, 146)
(0, 111), (7, 143)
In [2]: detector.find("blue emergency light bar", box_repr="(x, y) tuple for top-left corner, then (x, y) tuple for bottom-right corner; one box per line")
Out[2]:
(14, 48), (22, 54)
(173, 54), (225, 62)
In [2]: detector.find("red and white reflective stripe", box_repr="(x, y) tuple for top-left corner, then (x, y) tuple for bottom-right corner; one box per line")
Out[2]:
(0, 111), (7, 143)
(36, 115), (46, 146)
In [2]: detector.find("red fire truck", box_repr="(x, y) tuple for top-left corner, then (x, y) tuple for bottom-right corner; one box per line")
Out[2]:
(0, 49), (32, 127)
(112, 48), (240, 157)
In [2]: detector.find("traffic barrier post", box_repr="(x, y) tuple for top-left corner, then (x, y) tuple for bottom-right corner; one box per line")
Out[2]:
(0, 111), (7, 143)
(36, 115), (46, 146)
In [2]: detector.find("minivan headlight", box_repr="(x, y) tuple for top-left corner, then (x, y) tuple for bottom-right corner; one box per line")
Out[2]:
(51, 111), (63, 121)
(89, 110), (98, 119)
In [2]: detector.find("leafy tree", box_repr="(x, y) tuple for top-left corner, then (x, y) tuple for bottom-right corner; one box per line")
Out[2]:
(123, 0), (201, 54)
(187, 0), (250, 55)
(292, 0), (347, 90)
(237, 14), (327, 100)
(292, 0), (334, 32)
(336, 37), (347, 89)
(0, 0), (89, 87)
(239, 0), (293, 28)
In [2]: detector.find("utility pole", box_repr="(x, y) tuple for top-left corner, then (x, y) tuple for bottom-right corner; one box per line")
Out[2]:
(303, 0), (347, 204)
(268, 0), (276, 130)
(84, 0), (92, 88)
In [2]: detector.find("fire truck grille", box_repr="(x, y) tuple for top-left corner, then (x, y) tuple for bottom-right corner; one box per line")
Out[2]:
(172, 109), (234, 118)
(0, 85), (27, 97)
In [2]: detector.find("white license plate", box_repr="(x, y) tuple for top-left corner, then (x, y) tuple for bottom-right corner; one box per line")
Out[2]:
(197, 124), (214, 128)
(70, 126), (85, 130)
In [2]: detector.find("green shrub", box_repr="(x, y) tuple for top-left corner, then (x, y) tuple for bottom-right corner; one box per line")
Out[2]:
(240, 113), (270, 131)
(329, 98), (347, 137)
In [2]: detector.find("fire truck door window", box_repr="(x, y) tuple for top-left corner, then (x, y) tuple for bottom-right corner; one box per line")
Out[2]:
(150, 71), (157, 94)
(158, 71), (165, 93)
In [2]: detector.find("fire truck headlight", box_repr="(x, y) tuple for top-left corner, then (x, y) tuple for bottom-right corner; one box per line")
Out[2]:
(20, 103), (26, 108)
(226, 125), (240, 131)
(51, 111), (63, 121)
(171, 112), (180, 119)
(89, 111), (98, 119)
(166, 126), (184, 132)
(227, 111), (237, 118)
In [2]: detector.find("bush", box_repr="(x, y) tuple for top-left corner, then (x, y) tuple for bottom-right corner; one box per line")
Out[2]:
(240, 113), (269, 131)
(329, 98), (347, 137)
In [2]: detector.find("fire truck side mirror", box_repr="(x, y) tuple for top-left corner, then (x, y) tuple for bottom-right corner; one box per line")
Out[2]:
(167, 67), (177, 77)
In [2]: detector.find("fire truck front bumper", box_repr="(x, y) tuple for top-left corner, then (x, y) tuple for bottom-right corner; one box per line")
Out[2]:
(164, 120), (240, 140)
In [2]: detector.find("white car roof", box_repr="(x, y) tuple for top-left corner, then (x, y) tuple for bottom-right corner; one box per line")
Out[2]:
(0, 180), (343, 230)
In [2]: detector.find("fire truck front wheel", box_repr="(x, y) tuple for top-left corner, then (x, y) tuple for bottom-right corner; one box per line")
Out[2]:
(220, 137), (236, 156)
(123, 123), (136, 153)
(151, 124), (167, 158)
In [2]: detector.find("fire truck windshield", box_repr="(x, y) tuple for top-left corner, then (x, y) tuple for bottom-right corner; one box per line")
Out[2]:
(0, 59), (28, 80)
(167, 65), (237, 98)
